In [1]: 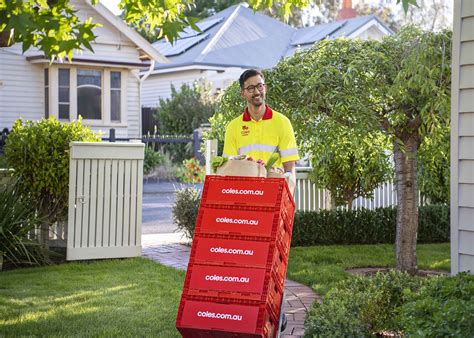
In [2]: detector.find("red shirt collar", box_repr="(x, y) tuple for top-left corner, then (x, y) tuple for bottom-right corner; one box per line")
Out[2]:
(242, 105), (273, 121)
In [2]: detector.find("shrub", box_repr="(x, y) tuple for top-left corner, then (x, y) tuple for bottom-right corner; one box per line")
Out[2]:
(156, 82), (215, 163)
(291, 205), (449, 247)
(172, 186), (201, 240)
(176, 158), (205, 184)
(305, 270), (426, 337)
(144, 146), (164, 174)
(399, 273), (474, 337)
(417, 204), (450, 243)
(0, 155), (7, 168)
(4, 117), (100, 222)
(0, 182), (49, 266)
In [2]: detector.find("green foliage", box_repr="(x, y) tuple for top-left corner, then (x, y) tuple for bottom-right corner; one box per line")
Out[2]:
(0, 155), (7, 168)
(305, 270), (426, 336)
(172, 186), (201, 240)
(418, 129), (450, 204)
(204, 81), (244, 156)
(211, 155), (228, 173)
(176, 158), (205, 183)
(417, 205), (450, 243)
(307, 120), (393, 207)
(156, 82), (215, 163)
(265, 26), (451, 271)
(4, 117), (100, 222)
(143, 146), (164, 174)
(184, 0), (242, 19)
(0, 182), (49, 266)
(0, 0), (98, 60)
(399, 273), (474, 337)
(292, 205), (449, 247)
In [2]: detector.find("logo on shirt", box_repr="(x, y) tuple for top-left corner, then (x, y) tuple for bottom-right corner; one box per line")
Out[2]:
(241, 125), (250, 136)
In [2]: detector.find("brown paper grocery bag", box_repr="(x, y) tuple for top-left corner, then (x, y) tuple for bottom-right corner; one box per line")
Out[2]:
(216, 160), (267, 177)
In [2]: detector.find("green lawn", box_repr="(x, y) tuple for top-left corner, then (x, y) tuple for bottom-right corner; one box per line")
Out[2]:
(287, 243), (450, 296)
(0, 258), (185, 337)
(0, 244), (450, 335)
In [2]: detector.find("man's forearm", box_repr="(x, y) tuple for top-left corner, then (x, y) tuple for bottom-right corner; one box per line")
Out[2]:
(282, 161), (296, 196)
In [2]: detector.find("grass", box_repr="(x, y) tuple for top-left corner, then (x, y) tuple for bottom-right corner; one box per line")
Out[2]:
(287, 243), (450, 296)
(0, 244), (451, 335)
(0, 258), (185, 337)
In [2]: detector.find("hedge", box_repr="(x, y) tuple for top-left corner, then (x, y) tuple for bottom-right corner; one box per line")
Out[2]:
(304, 271), (474, 337)
(291, 205), (449, 247)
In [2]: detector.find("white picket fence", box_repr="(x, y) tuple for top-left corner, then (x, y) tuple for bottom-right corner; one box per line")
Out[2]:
(294, 167), (398, 212)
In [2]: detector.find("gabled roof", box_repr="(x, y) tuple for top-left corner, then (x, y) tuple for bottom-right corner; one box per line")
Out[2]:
(85, 0), (169, 64)
(151, 4), (295, 71)
(150, 5), (392, 73)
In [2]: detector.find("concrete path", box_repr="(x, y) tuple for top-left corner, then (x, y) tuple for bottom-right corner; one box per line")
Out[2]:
(142, 234), (320, 338)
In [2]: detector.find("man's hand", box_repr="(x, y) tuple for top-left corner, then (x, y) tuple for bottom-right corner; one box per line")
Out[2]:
(282, 161), (296, 196)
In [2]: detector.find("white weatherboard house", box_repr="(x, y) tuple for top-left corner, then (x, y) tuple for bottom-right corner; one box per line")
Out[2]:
(451, 0), (474, 275)
(141, 3), (392, 108)
(0, 0), (168, 139)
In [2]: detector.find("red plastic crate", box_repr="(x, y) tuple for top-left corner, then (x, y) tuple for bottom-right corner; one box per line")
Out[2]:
(182, 263), (284, 310)
(185, 264), (267, 300)
(194, 205), (293, 248)
(196, 206), (275, 237)
(185, 235), (289, 293)
(189, 234), (290, 269)
(176, 298), (279, 338)
(201, 176), (294, 210)
(191, 236), (271, 268)
(194, 206), (292, 251)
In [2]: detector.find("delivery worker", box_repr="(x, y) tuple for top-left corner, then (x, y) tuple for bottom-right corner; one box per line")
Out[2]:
(223, 69), (299, 195)
(222, 69), (299, 334)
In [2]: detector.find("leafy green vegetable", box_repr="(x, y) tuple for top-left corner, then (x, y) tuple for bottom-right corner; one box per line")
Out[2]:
(265, 150), (280, 171)
(211, 156), (228, 173)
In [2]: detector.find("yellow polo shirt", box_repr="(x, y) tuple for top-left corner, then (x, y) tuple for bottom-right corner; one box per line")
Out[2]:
(223, 106), (299, 167)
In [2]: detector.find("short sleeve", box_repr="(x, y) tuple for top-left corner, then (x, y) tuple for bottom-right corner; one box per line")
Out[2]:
(223, 120), (238, 157)
(279, 117), (299, 163)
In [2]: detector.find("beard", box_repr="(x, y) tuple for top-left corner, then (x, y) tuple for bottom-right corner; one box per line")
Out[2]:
(251, 93), (265, 106)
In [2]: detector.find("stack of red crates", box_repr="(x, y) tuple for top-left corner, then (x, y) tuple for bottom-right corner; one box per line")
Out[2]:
(176, 176), (296, 338)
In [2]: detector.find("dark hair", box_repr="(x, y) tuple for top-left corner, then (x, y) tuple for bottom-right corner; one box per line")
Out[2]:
(239, 69), (264, 89)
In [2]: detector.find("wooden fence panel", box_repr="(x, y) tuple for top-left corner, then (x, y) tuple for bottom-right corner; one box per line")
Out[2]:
(67, 142), (144, 261)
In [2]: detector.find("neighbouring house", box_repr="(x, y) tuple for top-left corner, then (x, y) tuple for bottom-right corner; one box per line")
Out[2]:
(0, 0), (168, 139)
(140, 2), (392, 109)
(451, 0), (474, 275)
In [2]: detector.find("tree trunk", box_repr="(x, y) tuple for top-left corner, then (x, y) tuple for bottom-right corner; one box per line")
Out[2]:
(393, 135), (420, 274)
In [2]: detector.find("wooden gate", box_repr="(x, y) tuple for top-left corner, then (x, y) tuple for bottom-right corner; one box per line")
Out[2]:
(67, 142), (144, 260)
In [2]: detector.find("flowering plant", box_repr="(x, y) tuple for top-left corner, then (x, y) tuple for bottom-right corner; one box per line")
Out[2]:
(176, 158), (205, 183)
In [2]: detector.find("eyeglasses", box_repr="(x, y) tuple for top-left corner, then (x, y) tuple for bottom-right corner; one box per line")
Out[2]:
(244, 83), (265, 93)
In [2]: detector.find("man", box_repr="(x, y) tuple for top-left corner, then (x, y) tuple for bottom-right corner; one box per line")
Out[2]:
(223, 69), (299, 194)
(223, 69), (299, 334)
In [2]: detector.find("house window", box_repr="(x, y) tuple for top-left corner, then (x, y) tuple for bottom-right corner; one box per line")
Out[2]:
(51, 66), (125, 125)
(44, 68), (49, 118)
(111, 71), (121, 122)
(58, 69), (70, 120)
(77, 69), (102, 120)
